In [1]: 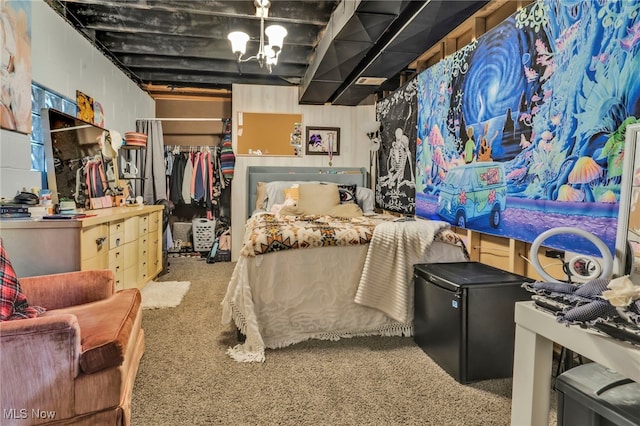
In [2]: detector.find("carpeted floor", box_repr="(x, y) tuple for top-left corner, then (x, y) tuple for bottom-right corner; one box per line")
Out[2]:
(131, 256), (558, 425)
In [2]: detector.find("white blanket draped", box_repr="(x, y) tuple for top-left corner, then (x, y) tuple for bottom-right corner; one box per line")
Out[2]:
(355, 220), (452, 323)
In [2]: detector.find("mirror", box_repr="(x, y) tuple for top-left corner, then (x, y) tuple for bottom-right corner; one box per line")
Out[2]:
(42, 108), (118, 208)
(627, 128), (640, 284)
(620, 123), (640, 284)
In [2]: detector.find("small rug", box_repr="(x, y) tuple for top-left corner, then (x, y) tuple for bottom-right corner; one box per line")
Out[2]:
(140, 281), (191, 309)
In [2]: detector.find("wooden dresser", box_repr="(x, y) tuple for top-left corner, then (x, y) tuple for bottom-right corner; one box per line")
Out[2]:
(0, 205), (163, 290)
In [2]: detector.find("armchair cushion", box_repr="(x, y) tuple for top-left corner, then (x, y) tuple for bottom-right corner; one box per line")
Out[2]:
(52, 288), (142, 374)
(0, 238), (45, 321)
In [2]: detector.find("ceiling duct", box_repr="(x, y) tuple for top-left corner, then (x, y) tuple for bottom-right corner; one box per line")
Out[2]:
(299, 0), (489, 106)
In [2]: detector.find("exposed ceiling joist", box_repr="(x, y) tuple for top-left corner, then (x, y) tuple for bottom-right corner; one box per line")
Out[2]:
(47, 0), (491, 106)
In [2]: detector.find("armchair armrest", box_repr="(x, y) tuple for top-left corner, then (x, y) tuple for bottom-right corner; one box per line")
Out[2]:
(0, 314), (81, 419)
(19, 270), (115, 310)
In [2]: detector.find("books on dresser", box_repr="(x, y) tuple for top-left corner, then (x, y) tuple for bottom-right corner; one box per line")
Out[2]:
(0, 205), (31, 218)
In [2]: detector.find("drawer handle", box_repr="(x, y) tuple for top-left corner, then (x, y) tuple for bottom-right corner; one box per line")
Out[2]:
(115, 238), (121, 246)
(96, 236), (107, 247)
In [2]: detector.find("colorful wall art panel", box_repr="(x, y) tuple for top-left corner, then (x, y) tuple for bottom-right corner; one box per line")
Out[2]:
(375, 79), (417, 214)
(1, 0), (32, 134)
(415, 0), (640, 257)
(76, 90), (95, 123)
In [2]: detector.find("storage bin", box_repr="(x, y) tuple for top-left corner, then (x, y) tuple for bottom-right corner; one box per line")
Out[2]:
(170, 222), (192, 252)
(192, 218), (216, 252)
(556, 362), (640, 426)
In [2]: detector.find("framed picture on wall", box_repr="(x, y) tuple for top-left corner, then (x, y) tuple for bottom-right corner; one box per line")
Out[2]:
(305, 126), (340, 155)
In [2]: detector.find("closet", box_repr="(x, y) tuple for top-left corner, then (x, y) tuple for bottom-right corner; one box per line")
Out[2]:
(150, 98), (233, 255)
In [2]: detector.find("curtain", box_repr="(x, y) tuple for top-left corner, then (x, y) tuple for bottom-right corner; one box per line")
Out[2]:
(136, 120), (167, 204)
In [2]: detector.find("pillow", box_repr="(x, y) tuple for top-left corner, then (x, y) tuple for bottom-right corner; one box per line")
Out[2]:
(264, 181), (319, 211)
(0, 238), (46, 321)
(296, 183), (340, 215)
(356, 187), (375, 213)
(255, 182), (267, 211)
(337, 184), (357, 205)
(283, 185), (299, 202)
(280, 199), (363, 218)
(325, 203), (363, 218)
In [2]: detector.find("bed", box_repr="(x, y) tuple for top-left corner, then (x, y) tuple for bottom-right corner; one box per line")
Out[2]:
(221, 166), (469, 362)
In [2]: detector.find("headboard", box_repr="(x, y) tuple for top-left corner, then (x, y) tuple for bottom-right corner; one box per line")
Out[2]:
(247, 166), (369, 218)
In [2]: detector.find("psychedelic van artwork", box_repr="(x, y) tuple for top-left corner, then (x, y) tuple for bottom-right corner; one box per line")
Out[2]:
(436, 162), (506, 229)
(414, 0), (640, 257)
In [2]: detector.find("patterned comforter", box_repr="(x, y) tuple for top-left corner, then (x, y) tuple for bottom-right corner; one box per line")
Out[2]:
(239, 212), (467, 257)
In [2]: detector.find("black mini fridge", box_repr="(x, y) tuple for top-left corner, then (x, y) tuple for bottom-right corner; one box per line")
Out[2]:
(413, 262), (533, 384)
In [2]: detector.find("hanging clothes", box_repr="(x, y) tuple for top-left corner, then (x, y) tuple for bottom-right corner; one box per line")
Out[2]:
(165, 149), (174, 201)
(219, 119), (235, 187)
(163, 144), (227, 220)
(84, 158), (108, 198)
(181, 152), (194, 204)
(169, 152), (187, 205)
(191, 151), (207, 202)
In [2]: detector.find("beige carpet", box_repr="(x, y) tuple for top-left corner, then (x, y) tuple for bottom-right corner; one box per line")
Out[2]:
(140, 280), (190, 309)
(131, 256), (557, 425)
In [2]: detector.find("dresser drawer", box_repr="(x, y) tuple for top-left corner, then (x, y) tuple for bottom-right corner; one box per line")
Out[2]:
(109, 231), (124, 249)
(81, 253), (108, 270)
(113, 267), (124, 291)
(149, 211), (160, 232)
(109, 247), (124, 274)
(124, 216), (139, 243)
(138, 214), (150, 235)
(81, 224), (109, 261)
(124, 266), (138, 289)
(147, 236), (161, 277)
(109, 219), (124, 235)
(123, 240), (138, 269)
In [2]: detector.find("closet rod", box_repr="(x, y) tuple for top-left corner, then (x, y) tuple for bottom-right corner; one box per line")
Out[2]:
(50, 124), (93, 133)
(136, 117), (225, 122)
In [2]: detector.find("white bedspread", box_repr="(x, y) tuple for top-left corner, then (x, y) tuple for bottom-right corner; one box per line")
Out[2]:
(355, 220), (452, 323)
(221, 220), (467, 363)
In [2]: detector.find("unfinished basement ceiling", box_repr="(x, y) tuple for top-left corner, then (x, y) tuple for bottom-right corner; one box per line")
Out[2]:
(46, 0), (489, 106)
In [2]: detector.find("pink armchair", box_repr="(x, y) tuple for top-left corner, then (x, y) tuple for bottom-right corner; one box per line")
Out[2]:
(0, 270), (145, 426)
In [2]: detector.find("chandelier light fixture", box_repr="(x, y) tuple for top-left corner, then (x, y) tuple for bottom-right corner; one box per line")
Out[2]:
(227, 0), (287, 73)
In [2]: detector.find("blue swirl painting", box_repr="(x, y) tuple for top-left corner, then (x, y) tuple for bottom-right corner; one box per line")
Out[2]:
(415, 0), (640, 257)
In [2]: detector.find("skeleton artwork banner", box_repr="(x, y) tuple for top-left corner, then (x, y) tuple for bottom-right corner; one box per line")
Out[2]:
(415, 0), (640, 257)
(375, 79), (417, 214)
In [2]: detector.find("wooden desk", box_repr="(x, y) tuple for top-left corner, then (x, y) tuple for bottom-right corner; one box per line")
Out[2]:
(510, 301), (640, 425)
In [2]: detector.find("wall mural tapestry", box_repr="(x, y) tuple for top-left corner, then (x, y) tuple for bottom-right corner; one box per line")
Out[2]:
(0, 0), (31, 134)
(415, 0), (640, 257)
(375, 79), (417, 214)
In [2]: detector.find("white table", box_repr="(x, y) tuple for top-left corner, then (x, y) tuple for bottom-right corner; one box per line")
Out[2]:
(510, 301), (640, 426)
